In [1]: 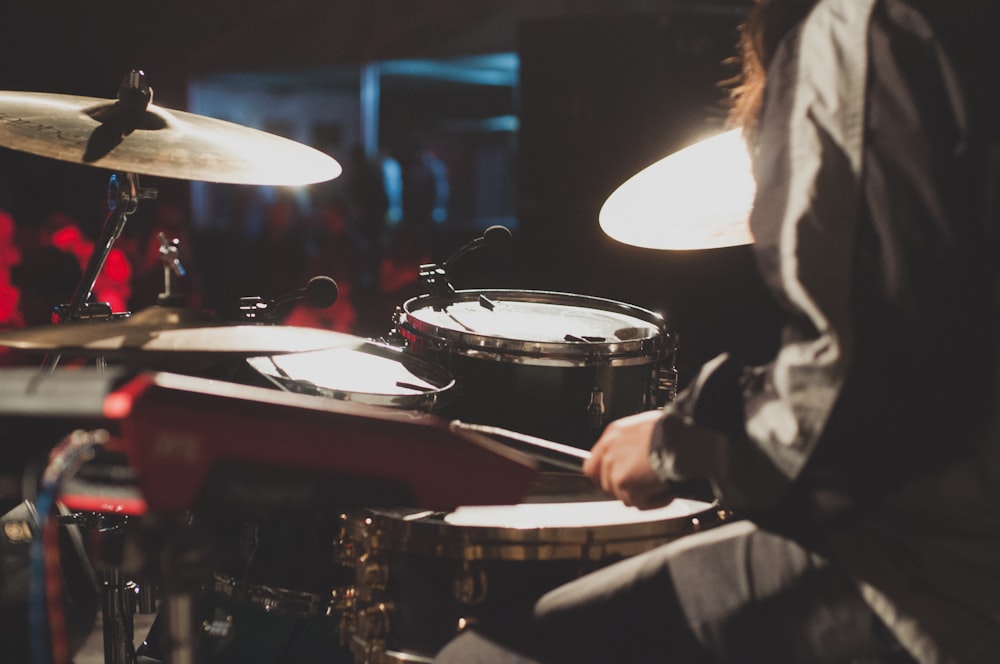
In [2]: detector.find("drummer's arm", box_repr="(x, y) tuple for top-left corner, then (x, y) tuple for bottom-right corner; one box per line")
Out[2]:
(584, 353), (752, 510)
(646, 353), (779, 508)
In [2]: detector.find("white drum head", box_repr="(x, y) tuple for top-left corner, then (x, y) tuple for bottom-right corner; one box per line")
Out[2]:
(246, 342), (454, 409)
(444, 498), (712, 529)
(413, 299), (661, 344)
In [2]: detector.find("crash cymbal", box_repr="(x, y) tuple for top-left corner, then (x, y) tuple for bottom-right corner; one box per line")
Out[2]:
(0, 306), (364, 356)
(599, 129), (755, 250)
(0, 90), (341, 185)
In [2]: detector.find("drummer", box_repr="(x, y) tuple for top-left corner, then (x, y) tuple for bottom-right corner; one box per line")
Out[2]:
(435, 0), (1000, 662)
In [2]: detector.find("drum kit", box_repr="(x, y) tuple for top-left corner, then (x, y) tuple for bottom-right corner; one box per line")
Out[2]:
(0, 71), (746, 664)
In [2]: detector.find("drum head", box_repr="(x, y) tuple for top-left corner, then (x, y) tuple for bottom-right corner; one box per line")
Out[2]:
(443, 497), (712, 529)
(246, 341), (454, 411)
(352, 473), (722, 562)
(399, 290), (669, 364)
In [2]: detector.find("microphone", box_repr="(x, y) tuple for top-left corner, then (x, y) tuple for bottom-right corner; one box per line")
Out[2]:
(301, 275), (340, 308)
(273, 275), (339, 309)
(420, 225), (512, 296)
(238, 276), (339, 322)
(444, 225), (512, 272)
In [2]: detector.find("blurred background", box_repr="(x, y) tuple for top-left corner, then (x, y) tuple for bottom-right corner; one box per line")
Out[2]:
(0, 0), (781, 386)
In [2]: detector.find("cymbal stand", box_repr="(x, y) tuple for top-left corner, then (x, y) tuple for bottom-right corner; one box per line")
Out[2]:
(158, 517), (215, 664)
(59, 511), (144, 664)
(43, 171), (157, 369)
(61, 171), (158, 323)
(58, 70), (160, 324)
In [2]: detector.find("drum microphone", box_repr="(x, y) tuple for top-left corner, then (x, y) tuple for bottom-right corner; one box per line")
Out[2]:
(298, 275), (340, 309)
(273, 275), (340, 310)
(238, 275), (339, 322)
(421, 225), (513, 296)
(443, 224), (513, 272)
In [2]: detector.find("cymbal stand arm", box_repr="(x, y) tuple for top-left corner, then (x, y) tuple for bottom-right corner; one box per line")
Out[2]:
(43, 173), (156, 370)
(60, 172), (157, 322)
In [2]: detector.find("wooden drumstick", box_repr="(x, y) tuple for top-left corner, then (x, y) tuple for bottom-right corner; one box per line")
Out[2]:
(450, 421), (716, 505)
(449, 421), (590, 472)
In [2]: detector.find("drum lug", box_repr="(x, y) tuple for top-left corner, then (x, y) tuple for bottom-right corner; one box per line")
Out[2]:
(334, 512), (357, 567)
(201, 610), (235, 641)
(357, 601), (394, 663)
(358, 601), (393, 640)
(357, 551), (389, 600)
(338, 514), (388, 591)
(654, 363), (678, 406)
(330, 585), (358, 615)
(383, 309), (408, 348)
(586, 387), (606, 428)
(330, 586), (359, 646)
(453, 561), (488, 606)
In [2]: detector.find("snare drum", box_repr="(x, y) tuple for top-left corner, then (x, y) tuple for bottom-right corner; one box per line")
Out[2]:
(336, 474), (723, 664)
(245, 339), (455, 412)
(394, 290), (678, 448)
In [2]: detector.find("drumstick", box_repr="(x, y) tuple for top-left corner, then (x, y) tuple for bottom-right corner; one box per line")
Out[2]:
(449, 421), (590, 472)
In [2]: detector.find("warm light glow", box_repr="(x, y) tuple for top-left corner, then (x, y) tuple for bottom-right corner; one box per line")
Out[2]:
(600, 129), (755, 250)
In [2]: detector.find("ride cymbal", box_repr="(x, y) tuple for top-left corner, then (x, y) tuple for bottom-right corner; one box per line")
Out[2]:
(0, 90), (341, 185)
(599, 129), (755, 250)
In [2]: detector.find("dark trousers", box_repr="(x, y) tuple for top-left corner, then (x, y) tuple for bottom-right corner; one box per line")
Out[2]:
(434, 520), (907, 663)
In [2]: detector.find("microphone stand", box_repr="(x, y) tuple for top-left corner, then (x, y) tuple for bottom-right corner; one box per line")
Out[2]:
(418, 225), (512, 298)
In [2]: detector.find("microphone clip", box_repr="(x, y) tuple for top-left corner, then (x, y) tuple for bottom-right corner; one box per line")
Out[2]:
(418, 262), (456, 297)
(237, 296), (277, 323)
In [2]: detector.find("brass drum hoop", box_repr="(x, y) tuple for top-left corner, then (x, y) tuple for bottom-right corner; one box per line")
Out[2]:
(347, 500), (725, 563)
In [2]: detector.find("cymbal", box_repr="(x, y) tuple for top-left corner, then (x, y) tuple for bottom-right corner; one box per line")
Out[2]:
(0, 91), (342, 185)
(0, 306), (364, 356)
(599, 129), (755, 250)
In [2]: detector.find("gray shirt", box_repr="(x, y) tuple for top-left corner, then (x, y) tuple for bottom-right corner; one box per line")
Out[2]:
(649, 0), (1000, 661)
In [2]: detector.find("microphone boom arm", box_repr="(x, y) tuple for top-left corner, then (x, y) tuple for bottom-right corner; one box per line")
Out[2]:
(419, 225), (512, 296)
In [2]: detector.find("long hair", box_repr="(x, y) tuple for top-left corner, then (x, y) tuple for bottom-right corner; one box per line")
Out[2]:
(728, 0), (819, 138)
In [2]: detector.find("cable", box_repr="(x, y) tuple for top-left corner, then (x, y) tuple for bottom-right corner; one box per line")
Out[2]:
(28, 429), (110, 664)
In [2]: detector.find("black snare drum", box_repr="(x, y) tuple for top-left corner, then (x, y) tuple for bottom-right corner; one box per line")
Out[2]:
(246, 339), (455, 412)
(336, 474), (723, 664)
(394, 290), (677, 447)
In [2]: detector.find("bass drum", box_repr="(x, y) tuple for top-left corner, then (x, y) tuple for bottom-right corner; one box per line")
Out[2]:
(395, 290), (678, 448)
(245, 338), (455, 412)
(336, 473), (725, 664)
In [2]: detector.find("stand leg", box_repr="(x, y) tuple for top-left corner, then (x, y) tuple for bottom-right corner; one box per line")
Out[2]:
(159, 524), (214, 664)
(101, 567), (134, 664)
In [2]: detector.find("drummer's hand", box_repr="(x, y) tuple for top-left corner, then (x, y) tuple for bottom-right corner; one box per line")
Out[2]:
(583, 410), (674, 510)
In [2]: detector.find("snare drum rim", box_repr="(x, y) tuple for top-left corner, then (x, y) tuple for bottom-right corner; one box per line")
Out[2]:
(397, 290), (674, 366)
(350, 501), (724, 562)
